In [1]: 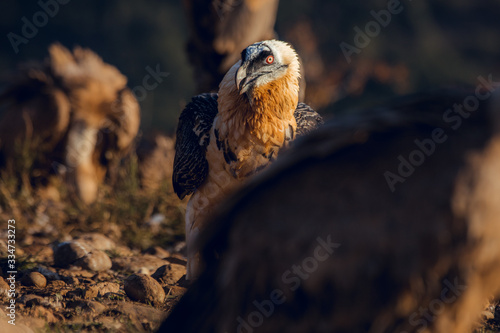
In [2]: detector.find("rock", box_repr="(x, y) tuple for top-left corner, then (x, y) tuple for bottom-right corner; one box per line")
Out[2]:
(124, 274), (165, 306)
(112, 254), (170, 274)
(21, 272), (47, 288)
(65, 289), (85, 298)
(69, 269), (95, 279)
(66, 300), (106, 315)
(113, 302), (167, 325)
(113, 245), (134, 257)
(96, 282), (120, 295)
(99, 317), (124, 331)
(0, 277), (10, 297)
(143, 246), (170, 259)
(91, 271), (113, 282)
(79, 277), (95, 284)
(482, 310), (495, 320)
(61, 276), (79, 285)
(75, 233), (115, 251)
(31, 306), (57, 323)
(48, 280), (66, 288)
(84, 282), (120, 300)
(74, 250), (112, 271)
(152, 264), (185, 286)
(137, 267), (151, 275)
(19, 295), (44, 307)
(36, 266), (59, 281)
(53, 241), (92, 267)
(83, 286), (99, 300)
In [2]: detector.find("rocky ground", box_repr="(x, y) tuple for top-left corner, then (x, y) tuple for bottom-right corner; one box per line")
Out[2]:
(0, 155), (499, 332)
(1, 231), (500, 333)
(0, 232), (187, 333)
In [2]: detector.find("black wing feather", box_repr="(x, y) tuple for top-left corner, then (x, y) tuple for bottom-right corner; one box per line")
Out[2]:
(173, 98), (321, 199)
(294, 102), (323, 137)
(172, 93), (218, 199)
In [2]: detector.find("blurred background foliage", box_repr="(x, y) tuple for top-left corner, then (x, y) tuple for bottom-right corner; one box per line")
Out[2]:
(1, 0), (499, 133)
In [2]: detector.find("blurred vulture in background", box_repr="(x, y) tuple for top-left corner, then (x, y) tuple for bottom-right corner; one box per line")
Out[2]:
(160, 88), (500, 333)
(183, 0), (280, 93)
(0, 44), (140, 204)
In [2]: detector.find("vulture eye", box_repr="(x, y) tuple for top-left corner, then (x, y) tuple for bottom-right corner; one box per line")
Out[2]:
(266, 55), (274, 64)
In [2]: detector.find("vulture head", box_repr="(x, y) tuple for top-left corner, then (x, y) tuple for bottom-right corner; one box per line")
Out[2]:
(235, 40), (301, 101)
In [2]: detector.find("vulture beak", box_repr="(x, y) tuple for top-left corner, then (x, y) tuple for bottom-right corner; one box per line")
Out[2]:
(236, 62), (250, 95)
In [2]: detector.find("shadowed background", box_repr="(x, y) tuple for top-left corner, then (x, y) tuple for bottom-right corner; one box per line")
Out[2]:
(1, 0), (499, 134)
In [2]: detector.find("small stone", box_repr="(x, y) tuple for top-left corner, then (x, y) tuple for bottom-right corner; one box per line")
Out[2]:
(97, 282), (120, 295)
(99, 316), (124, 331)
(84, 282), (120, 300)
(124, 274), (165, 306)
(152, 264), (185, 287)
(74, 250), (112, 272)
(53, 241), (92, 268)
(137, 267), (150, 275)
(72, 270), (95, 279)
(84, 285), (99, 299)
(112, 255), (170, 274)
(66, 300), (106, 315)
(36, 266), (60, 281)
(92, 272), (113, 281)
(113, 245), (134, 257)
(64, 276), (80, 285)
(48, 280), (66, 288)
(84, 300), (107, 314)
(66, 288), (85, 298)
(482, 310), (495, 320)
(75, 233), (116, 251)
(113, 302), (167, 323)
(31, 305), (57, 322)
(143, 246), (170, 259)
(19, 294), (44, 307)
(21, 272), (47, 288)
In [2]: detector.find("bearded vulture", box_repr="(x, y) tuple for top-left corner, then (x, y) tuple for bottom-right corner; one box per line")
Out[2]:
(173, 40), (323, 279)
(0, 44), (140, 204)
